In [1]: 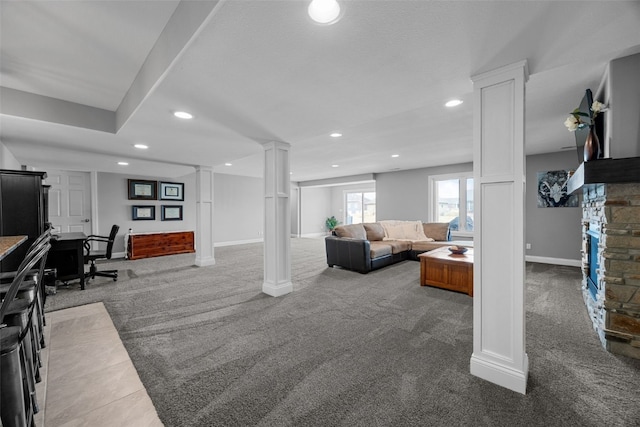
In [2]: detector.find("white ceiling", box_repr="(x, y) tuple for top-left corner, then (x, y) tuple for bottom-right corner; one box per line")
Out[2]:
(1, 1), (640, 182)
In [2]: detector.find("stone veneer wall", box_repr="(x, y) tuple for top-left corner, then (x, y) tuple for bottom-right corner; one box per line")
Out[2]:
(582, 183), (640, 359)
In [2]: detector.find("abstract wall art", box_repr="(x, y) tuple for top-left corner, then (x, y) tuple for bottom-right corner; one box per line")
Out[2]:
(537, 170), (578, 208)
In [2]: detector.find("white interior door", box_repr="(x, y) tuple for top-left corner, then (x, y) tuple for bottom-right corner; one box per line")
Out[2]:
(44, 170), (92, 234)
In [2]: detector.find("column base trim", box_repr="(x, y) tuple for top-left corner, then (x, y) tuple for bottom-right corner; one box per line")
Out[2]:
(195, 256), (215, 267)
(470, 352), (529, 395)
(263, 281), (293, 297)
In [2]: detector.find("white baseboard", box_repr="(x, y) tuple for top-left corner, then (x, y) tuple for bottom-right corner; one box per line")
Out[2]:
(470, 353), (528, 395)
(214, 238), (263, 247)
(262, 280), (293, 297)
(300, 232), (327, 238)
(525, 255), (581, 267)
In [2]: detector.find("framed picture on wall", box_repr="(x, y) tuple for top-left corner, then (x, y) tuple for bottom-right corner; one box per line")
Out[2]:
(128, 179), (157, 200)
(161, 205), (183, 221)
(132, 205), (156, 220)
(537, 170), (578, 208)
(159, 181), (184, 201)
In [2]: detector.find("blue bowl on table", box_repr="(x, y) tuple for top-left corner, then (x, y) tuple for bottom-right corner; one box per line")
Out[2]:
(448, 246), (468, 255)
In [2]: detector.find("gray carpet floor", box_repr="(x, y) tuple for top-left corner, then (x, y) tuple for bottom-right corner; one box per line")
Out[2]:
(45, 238), (640, 427)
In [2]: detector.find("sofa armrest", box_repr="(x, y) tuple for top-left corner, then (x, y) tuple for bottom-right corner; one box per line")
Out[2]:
(325, 236), (371, 273)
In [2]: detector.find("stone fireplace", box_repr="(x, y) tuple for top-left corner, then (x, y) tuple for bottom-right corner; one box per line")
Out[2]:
(581, 182), (640, 359)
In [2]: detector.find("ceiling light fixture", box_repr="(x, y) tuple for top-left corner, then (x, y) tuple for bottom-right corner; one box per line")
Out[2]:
(391, 154), (399, 158)
(225, 163), (232, 166)
(331, 164), (339, 168)
(117, 162), (129, 166)
(134, 144), (148, 149)
(308, 0), (341, 24)
(330, 132), (342, 138)
(445, 99), (463, 108)
(174, 111), (193, 119)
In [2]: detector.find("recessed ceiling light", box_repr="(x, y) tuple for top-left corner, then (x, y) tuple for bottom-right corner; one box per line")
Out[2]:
(331, 164), (339, 168)
(224, 163), (232, 166)
(174, 111), (193, 119)
(391, 154), (400, 158)
(445, 99), (463, 108)
(330, 132), (342, 138)
(308, 0), (341, 24)
(134, 144), (148, 149)
(117, 162), (129, 166)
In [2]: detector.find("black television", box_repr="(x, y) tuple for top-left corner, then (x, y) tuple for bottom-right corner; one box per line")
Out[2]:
(573, 89), (605, 163)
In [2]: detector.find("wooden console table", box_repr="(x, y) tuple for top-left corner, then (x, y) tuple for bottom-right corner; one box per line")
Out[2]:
(419, 247), (474, 296)
(127, 231), (195, 260)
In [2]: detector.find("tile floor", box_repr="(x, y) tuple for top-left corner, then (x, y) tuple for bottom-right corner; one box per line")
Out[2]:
(35, 303), (163, 426)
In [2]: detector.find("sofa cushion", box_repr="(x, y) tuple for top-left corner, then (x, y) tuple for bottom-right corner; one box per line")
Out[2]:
(383, 240), (412, 254)
(379, 220), (430, 241)
(369, 241), (393, 258)
(411, 240), (449, 252)
(363, 223), (385, 241)
(334, 224), (366, 240)
(422, 222), (450, 241)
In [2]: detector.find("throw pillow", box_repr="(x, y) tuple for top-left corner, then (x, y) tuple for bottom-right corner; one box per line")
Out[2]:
(363, 223), (385, 241)
(379, 220), (431, 241)
(334, 224), (367, 240)
(422, 222), (450, 241)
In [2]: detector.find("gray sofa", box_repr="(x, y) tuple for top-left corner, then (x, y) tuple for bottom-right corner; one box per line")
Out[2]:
(325, 221), (471, 273)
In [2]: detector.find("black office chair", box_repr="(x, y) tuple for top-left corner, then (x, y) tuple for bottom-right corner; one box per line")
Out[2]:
(84, 225), (119, 282)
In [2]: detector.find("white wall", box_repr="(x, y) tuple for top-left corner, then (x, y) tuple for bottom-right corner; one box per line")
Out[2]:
(0, 141), (21, 169)
(96, 171), (265, 252)
(329, 182), (376, 225)
(97, 172), (197, 253)
(213, 173), (263, 244)
(300, 186), (332, 236)
(607, 52), (640, 159)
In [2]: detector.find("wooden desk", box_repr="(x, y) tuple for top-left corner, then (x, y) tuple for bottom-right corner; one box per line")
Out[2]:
(419, 247), (474, 296)
(0, 235), (28, 262)
(47, 232), (87, 290)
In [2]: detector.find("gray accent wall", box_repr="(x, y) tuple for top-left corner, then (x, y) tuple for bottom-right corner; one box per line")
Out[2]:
(376, 163), (472, 221)
(525, 151), (582, 261)
(375, 153), (582, 263)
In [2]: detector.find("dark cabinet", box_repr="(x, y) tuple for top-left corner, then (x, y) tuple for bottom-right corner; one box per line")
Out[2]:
(0, 169), (48, 271)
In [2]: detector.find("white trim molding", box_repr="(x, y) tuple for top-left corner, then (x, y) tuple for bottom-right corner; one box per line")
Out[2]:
(525, 256), (581, 268)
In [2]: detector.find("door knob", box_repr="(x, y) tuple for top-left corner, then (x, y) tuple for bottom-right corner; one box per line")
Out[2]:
(83, 219), (90, 222)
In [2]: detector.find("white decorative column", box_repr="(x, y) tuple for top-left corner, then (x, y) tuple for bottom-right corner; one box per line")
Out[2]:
(470, 60), (529, 394)
(262, 141), (292, 297)
(195, 166), (215, 267)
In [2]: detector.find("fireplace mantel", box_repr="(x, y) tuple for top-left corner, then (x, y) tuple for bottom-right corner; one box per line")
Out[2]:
(567, 157), (640, 194)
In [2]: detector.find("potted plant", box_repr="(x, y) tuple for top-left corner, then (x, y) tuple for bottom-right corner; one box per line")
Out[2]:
(325, 216), (340, 232)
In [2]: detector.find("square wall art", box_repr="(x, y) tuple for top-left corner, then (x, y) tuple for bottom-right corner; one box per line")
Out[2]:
(537, 170), (578, 208)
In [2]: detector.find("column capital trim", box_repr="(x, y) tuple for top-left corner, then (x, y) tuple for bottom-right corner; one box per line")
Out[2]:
(261, 141), (291, 150)
(471, 59), (529, 85)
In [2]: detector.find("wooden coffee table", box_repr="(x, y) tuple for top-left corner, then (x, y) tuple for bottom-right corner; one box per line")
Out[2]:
(419, 247), (473, 296)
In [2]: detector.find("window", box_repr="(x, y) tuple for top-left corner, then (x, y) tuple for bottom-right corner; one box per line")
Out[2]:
(429, 173), (474, 234)
(345, 191), (376, 224)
